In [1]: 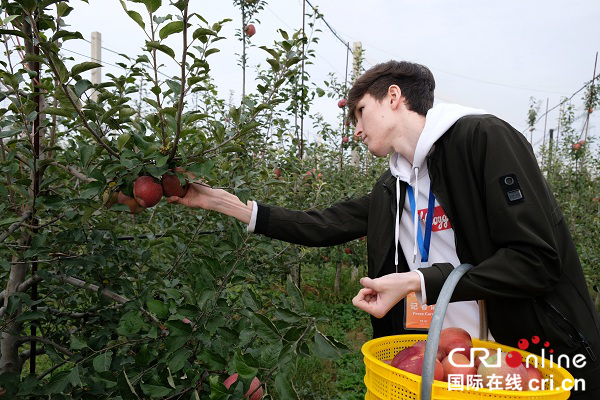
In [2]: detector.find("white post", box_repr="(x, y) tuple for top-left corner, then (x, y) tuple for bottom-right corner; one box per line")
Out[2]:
(90, 31), (102, 101)
(349, 42), (363, 167)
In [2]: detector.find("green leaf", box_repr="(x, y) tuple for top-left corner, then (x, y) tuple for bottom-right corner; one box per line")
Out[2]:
(274, 307), (302, 323)
(71, 62), (102, 77)
(127, 10), (145, 29)
(92, 351), (113, 372)
(311, 331), (340, 359)
(117, 133), (132, 150)
(80, 144), (94, 168)
(51, 30), (83, 42)
(146, 41), (175, 59)
(0, 29), (28, 40)
(251, 313), (280, 341)
(42, 107), (73, 118)
(274, 374), (299, 400)
(133, 0), (162, 13)
(70, 335), (87, 350)
(286, 276), (304, 311)
(69, 366), (82, 387)
(168, 348), (190, 373)
(15, 310), (45, 323)
(146, 298), (169, 319)
(44, 371), (71, 395)
(233, 351), (258, 379)
(192, 27), (216, 41)
(159, 21), (184, 40)
(74, 79), (92, 98)
(140, 383), (171, 397)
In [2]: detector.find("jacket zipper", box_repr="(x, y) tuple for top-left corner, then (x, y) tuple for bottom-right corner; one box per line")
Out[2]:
(537, 299), (596, 361)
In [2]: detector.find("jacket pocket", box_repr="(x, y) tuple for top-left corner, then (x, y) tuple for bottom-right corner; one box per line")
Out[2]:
(535, 298), (596, 362)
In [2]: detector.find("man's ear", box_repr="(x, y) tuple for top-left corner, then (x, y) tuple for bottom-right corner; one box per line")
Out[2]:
(388, 85), (403, 109)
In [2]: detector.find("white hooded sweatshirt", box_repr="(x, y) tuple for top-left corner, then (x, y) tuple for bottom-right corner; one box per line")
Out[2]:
(389, 102), (492, 340)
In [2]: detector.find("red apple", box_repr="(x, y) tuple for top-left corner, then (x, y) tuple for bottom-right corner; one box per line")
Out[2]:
(245, 24), (256, 37)
(344, 247), (352, 255)
(438, 327), (472, 360)
(412, 341), (446, 361)
(133, 176), (163, 208)
(117, 191), (144, 214)
(441, 353), (477, 382)
(477, 351), (528, 391)
(274, 167), (282, 178)
(342, 136), (349, 143)
(161, 172), (188, 198)
(579, 139), (586, 145)
(572, 142), (581, 151)
(224, 373), (263, 400)
(337, 98), (347, 108)
(523, 363), (543, 391)
(392, 346), (444, 381)
(345, 119), (351, 127)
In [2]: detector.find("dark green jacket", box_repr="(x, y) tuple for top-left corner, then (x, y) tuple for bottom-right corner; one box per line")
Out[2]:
(254, 114), (600, 388)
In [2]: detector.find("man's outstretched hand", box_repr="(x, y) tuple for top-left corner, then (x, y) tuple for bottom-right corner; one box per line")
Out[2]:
(352, 271), (421, 318)
(166, 169), (253, 224)
(166, 182), (215, 210)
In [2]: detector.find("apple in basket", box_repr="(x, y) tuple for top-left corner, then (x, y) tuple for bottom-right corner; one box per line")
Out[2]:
(391, 345), (444, 381)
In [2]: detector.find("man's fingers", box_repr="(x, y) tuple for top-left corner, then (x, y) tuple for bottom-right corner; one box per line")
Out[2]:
(167, 196), (184, 204)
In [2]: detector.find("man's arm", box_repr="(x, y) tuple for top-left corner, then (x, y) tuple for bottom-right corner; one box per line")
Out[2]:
(167, 183), (253, 224)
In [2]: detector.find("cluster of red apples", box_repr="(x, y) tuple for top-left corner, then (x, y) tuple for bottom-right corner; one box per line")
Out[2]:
(386, 327), (545, 391)
(111, 172), (189, 214)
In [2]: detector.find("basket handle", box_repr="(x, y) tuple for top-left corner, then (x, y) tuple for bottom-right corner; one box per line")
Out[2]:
(420, 263), (475, 400)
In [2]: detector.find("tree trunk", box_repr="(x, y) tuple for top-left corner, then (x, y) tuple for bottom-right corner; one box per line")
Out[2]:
(0, 234), (29, 374)
(334, 262), (342, 295)
(351, 265), (358, 282)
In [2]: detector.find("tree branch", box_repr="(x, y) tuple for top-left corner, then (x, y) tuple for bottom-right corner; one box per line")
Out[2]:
(0, 210), (32, 244)
(49, 161), (96, 183)
(168, 5), (189, 163)
(50, 274), (159, 324)
(16, 336), (74, 357)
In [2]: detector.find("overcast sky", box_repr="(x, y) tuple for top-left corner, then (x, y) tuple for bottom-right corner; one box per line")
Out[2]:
(62, 0), (599, 150)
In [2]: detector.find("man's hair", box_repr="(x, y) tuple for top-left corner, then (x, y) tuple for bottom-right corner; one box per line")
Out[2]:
(347, 60), (435, 121)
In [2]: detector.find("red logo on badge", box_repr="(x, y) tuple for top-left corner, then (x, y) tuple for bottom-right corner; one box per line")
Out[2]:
(418, 206), (452, 231)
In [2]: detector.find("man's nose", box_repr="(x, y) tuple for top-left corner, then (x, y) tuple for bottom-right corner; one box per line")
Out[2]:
(354, 124), (362, 140)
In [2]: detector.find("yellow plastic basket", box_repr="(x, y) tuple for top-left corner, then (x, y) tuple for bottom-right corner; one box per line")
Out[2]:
(362, 334), (575, 400)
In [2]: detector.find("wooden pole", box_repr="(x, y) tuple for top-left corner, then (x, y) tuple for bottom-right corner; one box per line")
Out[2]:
(90, 32), (101, 101)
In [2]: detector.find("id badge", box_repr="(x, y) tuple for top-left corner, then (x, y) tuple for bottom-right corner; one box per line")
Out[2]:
(404, 291), (435, 330)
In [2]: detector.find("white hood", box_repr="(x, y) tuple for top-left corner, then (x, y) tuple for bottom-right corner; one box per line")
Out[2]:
(389, 103), (487, 267)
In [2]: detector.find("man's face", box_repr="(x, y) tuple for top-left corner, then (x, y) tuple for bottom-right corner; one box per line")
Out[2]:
(353, 93), (397, 157)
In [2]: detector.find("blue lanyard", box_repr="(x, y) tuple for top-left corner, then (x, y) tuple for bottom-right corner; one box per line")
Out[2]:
(406, 183), (436, 262)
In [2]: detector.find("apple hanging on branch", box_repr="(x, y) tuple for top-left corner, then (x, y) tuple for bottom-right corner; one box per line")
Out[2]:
(161, 170), (189, 198)
(133, 175), (163, 208)
(245, 24), (256, 37)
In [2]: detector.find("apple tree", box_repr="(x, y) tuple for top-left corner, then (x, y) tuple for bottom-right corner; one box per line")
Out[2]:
(0, 0), (358, 398)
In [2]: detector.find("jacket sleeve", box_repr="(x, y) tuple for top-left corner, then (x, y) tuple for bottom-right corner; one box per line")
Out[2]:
(419, 116), (564, 303)
(253, 195), (370, 247)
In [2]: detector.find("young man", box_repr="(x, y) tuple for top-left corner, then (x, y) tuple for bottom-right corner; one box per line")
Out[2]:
(169, 61), (600, 397)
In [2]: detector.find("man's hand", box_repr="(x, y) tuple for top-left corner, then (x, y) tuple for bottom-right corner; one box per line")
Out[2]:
(166, 169), (253, 224)
(166, 182), (217, 210)
(352, 271), (421, 318)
